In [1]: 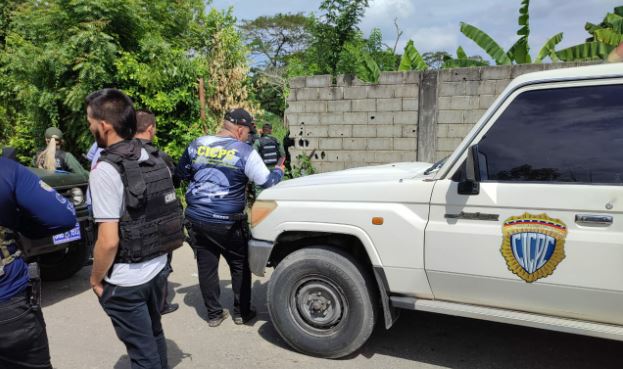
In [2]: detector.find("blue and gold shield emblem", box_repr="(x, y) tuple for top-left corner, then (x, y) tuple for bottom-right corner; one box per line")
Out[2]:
(501, 213), (567, 283)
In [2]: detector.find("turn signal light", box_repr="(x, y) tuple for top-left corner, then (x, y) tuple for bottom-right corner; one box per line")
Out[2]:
(250, 200), (278, 228)
(372, 217), (384, 225)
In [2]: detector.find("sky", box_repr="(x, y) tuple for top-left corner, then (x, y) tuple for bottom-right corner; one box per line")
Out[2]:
(210, 0), (618, 62)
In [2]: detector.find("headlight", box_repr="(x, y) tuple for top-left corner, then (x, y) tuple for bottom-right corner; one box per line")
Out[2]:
(69, 187), (84, 206)
(250, 200), (277, 228)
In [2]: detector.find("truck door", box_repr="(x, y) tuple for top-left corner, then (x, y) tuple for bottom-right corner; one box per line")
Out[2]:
(426, 80), (623, 325)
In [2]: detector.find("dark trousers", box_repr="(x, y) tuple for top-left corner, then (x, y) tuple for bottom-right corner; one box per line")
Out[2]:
(187, 219), (251, 320)
(0, 290), (52, 369)
(99, 268), (168, 369)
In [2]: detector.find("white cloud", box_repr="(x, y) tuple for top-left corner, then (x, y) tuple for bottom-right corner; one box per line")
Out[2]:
(410, 25), (459, 53)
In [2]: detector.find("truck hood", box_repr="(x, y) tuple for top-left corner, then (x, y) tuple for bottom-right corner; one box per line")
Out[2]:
(276, 161), (432, 189)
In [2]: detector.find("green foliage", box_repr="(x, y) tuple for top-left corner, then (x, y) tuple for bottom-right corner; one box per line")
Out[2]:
(240, 13), (314, 68)
(0, 0), (253, 163)
(442, 47), (489, 68)
(290, 152), (316, 178)
(557, 6), (622, 61)
(311, 0), (370, 78)
(460, 22), (512, 65)
(422, 51), (452, 70)
(535, 33), (563, 63)
(399, 40), (428, 71)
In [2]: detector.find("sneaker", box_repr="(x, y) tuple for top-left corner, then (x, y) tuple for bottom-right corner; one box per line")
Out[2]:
(233, 309), (257, 325)
(207, 311), (229, 327)
(161, 303), (179, 315)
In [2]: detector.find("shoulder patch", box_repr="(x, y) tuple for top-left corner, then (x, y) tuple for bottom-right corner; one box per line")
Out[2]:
(39, 180), (53, 192)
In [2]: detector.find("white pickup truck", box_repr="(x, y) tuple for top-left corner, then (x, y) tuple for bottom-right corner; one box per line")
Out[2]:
(248, 63), (623, 358)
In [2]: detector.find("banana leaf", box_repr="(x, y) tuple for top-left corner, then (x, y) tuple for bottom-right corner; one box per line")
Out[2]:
(508, 38), (531, 64)
(443, 58), (489, 68)
(595, 28), (623, 46)
(456, 46), (468, 60)
(605, 13), (623, 34)
(556, 41), (614, 61)
(398, 40), (427, 71)
(517, 0), (530, 37)
(460, 22), (512, 65)
(535, 32), (563, 63)
(355, 51), (381, 83)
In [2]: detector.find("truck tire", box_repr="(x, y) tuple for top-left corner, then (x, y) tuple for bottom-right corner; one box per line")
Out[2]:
(267, 246), (377, 358)
(38, 242), (88, 281)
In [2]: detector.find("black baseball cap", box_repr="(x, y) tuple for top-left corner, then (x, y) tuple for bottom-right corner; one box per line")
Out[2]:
(224, 109), (255, 133)
(262, 123), (272, 130)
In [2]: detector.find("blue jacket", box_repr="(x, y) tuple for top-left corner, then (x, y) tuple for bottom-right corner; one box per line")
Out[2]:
(176, 135), (283, 223)
(0, 158), (76, 301)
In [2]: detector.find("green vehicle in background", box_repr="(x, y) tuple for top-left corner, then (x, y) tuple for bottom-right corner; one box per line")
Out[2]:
(15, 163), (95, 281)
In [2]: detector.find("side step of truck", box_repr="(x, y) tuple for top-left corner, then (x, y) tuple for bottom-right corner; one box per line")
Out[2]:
(390, 296), (623, 341)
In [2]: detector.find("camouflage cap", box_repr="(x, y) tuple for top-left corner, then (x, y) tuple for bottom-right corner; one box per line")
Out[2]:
(45, 127), (64, 140)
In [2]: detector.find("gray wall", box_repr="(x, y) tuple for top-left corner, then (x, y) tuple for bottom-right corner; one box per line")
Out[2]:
(286, 62), (597, 173)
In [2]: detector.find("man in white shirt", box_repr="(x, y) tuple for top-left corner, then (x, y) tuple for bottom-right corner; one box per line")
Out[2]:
(87, 88), (183, 369)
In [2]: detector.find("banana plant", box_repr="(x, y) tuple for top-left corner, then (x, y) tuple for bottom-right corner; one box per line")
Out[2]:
(398, 40), (427, 71)
(460, 0), (563, 64)
(442, 46), (489, 68)
(557, 6), (623, 61)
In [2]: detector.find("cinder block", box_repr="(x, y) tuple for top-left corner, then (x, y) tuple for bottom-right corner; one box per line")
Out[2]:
(297, 88), (319, 101)
(285, 113), (298, 126)
(481, 65), (512, 80)
(302, 125), (328, 137)
(306, 75), (332, 88)
(478, 80), (497, 95)
(344, 86), (368, 99)
(323, 151), (342, 162)
(402, 125), (418, 137)
(290, 77), (306, 89)
(376, 125), (402, 138)
(374, 151), (403, 163)
(304, 101), (328, 113)
(404, 71), (421, 84)
(441, 67), (481, 82)
(352, 99), (377, 112)
(352, 125), (376, 138)
(319, 87), (344, 100)
(450, 96), (479, 110)
(319, 138), (342, 150)
(327, 100), (352, 112)
(297, 113), (321, 125)
(394, 111), (418, 125)
(367, 138), (393, 150)
(495, 79), (511, 94)
(447, 124), (474, 138)
(343, 138), (367, 150)
(439, 82), (465, 97)
(437, 110), (462, 124)
(317, 161), (346, 173)
(367, 85), (394, 99)
(438, 137), (463, 151)
(465, 81), (481, 96)
(345, 161), (370, 169)
(286, 101), (305, 113)
(378, 71), (406, 84)
(342, 150), (375, 162)
(320, 112), (344, 125)
(376, 98), (402, 111)
(435, 151), (454, 161)
(438, 96), (452, 110)
(463, 110), (486, 124)
(437, 123), (449, 138)
(401, 151), (418, 161)
(343, 112), (368, 125)
(294, 137), (318, 149)
(368, 112), (394, 124)
(394, 137), (418, 151)
(328, 125), (352, 137)
(394, 84), (419, 98)
(479, 95), (496, 109)
(403, 98), (419, 111)
(511, 64), (545, 78)
(287, 91), (297, 102)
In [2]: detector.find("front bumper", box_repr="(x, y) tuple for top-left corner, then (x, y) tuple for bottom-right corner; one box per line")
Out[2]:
(248, 238), (274, 277)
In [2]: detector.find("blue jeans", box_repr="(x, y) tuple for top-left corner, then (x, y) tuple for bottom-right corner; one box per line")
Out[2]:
(99, 267), (168, 369)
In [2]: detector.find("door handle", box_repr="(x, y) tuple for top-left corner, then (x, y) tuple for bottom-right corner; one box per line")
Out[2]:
(575, 214), (613, 226)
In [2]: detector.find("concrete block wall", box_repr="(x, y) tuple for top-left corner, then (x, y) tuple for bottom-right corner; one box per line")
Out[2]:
(286, 62), (598, 172)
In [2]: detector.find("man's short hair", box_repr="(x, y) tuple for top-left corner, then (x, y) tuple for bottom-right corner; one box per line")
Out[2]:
(136, 110), (156, 134)
(262, 123), (272, 131)
(85, 88), (136, 139)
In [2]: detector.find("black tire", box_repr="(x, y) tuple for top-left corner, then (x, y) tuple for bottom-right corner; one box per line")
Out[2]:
(38, 241), (89, 281)
(267, 246), (377, 359)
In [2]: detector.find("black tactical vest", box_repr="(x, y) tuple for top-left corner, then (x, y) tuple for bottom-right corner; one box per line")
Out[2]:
(98, 139), (184, 264)
(258, 135), (279, 165)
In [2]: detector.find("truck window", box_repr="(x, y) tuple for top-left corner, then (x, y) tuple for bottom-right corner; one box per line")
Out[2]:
(476, 84), (623, 185)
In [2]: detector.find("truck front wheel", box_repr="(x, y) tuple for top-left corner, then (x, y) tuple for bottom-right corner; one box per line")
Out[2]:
(267, 246), (377, 358)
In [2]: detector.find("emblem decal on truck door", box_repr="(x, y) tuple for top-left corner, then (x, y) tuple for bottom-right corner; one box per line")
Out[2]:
(501, 213), (567, 283)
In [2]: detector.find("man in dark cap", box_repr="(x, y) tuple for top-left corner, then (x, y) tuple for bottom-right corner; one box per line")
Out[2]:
(253, 123), (285, 169)
(176, 108), (285, 327)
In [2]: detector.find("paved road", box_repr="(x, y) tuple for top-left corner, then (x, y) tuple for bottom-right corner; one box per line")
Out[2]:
(43, 245), (622, 369)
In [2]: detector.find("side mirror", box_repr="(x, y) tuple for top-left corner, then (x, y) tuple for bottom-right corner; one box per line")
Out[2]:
(459, 145), (480, 195)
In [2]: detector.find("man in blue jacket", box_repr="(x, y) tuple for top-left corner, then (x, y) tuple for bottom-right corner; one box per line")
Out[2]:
(176, 108), (284, 327)
(0, 157), (77, 369)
